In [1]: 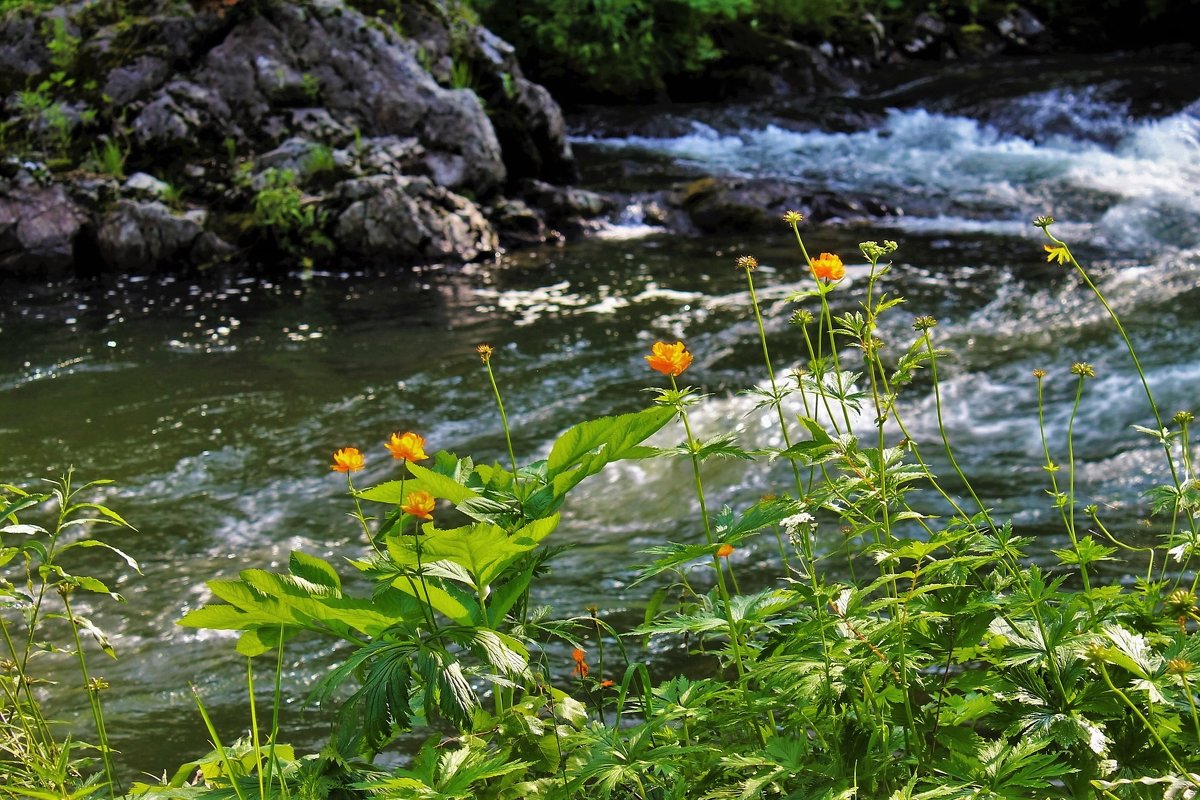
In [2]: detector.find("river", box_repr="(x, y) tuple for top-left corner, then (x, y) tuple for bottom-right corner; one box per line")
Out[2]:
(1, 51), (1198, 776)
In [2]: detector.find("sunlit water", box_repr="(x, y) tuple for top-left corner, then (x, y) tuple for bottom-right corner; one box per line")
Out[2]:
(2, 53), (1197, 776)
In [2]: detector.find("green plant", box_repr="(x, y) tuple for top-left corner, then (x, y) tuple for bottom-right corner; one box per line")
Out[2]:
(299, 72), (320, 103)
(449, 58), (473, 90)
(1, 471), (137, 799)
(251, 168), (332, 262)
(88, 137), (126, 178)
(301, 143), (336, 176)
(18, 208), (1200, 800)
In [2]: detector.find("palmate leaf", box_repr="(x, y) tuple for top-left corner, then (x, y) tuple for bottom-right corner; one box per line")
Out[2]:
(546, 405), (675, 497)
(179, 552), (417, 654)
(386, 515), (559, 598)
(670, 433), (755, 461)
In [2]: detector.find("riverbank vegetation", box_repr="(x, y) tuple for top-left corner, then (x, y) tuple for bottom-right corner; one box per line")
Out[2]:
(4, 216), (1199, 798)
(466, 0), (1194, 99)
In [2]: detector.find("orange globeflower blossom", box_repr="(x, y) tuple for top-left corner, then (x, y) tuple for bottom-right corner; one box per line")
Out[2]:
(331, 447), (365, 473)
(717, 544), (735, 558)
(401, 489), (436, 520)
(645, 341), (693, 377)
(810, 252), (845, 282)
(571, 647), (589, 678)
(385, 431), (428, 462)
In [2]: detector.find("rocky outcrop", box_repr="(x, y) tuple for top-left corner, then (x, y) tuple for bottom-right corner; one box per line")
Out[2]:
(0, 0), (584, 277)
(0, 183), (88, 276)
(669, 176), (899, 234)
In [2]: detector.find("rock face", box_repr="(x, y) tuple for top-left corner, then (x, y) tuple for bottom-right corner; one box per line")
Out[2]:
(0, 0), (583, 277)
(0, 183), (88, 276)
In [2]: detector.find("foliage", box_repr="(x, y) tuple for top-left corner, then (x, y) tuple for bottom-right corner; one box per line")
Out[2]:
(9, 213), (1200, 800)
(0, 472), (138, 798)
(248, 168), (332, 263)
(466, 0), (1193, 99)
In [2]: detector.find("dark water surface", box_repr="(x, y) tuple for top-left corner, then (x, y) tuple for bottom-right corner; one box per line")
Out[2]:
(2, 52), (1198, 776)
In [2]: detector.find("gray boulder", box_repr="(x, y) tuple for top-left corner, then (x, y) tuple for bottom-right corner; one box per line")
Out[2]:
(0, 185), (88, 276)
(333, 175), (497, 264)
(96, 200), (213, 272)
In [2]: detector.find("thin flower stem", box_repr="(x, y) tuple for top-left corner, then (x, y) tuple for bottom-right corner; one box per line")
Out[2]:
(789, 222), (854, 434)
(742, 267), (798, 569)
(1065, 373), (1095, 602)
(62, 591), (118, 797)
(1097, 661), (1200, 788)
(347, 474), (381, 557)
(485, 358), (521, 489)
(925, 335), (1070, 703)
(247, 658), (265, 800)
(193, 685), (251, 800)
(1180, 672), (1200, 746)
(1047, 232), (1195, 538)
(671, 376), (747, 681)
(262, 626), (286, 797)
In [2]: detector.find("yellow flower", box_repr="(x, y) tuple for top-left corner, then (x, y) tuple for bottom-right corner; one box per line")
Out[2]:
(386, 431), (428, 462)
(716, 544), (734, 557)
(645, 341), (693, 377)
(810, 252), (845, 282)
(331, 447), (365, 473)
(476, 344), (494, 363)
(1044, 244), (1070, 265)
(401, 489), (436, 520)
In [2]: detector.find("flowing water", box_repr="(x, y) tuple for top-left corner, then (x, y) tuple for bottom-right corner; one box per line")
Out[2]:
(2, 52), (1198, 775)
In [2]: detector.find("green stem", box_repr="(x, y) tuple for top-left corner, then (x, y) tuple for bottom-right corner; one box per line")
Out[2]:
(485, 358), (521, 489)
(1097, 661), (1199, 787)
(193, 685), (250, 800)
(671, 376), (746, 682)
(1065, 374), (1094, 602)
(62, 592), (118, 797)
(247, 658), (265, 800)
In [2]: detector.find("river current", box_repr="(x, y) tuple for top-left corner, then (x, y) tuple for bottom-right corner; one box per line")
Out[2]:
(2, 52), (1197, 774)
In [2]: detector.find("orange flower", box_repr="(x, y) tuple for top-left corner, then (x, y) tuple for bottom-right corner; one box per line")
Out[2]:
(571, 647), (589, 678)
(810, 252), (845, 282)
(385, 431), (428, 462)
(645, 341), (693, 377)
(401, 489), (436, 520)
(331, 447), (364, 473)
(716, 544), (734, 558)
(601, 679), (614, 688)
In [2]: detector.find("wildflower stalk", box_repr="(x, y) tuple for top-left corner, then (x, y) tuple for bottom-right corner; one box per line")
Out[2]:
(1042, 227), (1195, 537)
(1065, 367), (1095, 601)
(671, 375), (748, 681)
(1179, 670), (1200, 746)
(62, 590), (118, 797)
(480, 347), (521, 489)
(261, 626), (288, 799)
(193, 685), (251, 800)
(738, 257), (799, 567)
(247, 658), (265, 799)
(924, 332), (1071, 702)
(787, 218), (854, 433)
(1095, 660), (1200, 788)
(347, 474), (381, 557)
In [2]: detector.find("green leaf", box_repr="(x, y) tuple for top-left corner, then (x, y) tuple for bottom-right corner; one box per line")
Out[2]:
(288, 550), (341, 591)
(65, 502), (135, 530)
(60, 539), (142, 574)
